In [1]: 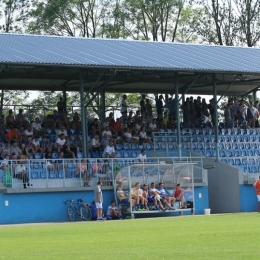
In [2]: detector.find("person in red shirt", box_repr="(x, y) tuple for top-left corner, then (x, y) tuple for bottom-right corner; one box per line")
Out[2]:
(253, 177), (260, 213)
(173, 183), (185, 208)
(5, 125), (19, 144)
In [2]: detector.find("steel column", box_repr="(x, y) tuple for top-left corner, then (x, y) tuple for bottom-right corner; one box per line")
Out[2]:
(213, 74), (219, 161)
(175, 72), (181, 157)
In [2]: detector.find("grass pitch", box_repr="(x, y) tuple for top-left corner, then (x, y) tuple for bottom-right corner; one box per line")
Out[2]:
(0, 213), (259, 260)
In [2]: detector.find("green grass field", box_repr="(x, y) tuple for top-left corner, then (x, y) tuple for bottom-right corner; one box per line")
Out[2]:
(0, 213), (259, 260)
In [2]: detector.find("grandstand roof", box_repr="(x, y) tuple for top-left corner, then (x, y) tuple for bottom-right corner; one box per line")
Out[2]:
(0, 33), (260, 96)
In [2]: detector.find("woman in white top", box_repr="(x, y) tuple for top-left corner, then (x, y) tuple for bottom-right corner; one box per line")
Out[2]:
(123, 128), (139, 144)
(139, 126), (153, 145)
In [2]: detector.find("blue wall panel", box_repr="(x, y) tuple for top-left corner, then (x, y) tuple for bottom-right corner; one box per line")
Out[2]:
(0, 185), (209, 224)
(0, 190), (114, 225)
(239, 184), (258, 212)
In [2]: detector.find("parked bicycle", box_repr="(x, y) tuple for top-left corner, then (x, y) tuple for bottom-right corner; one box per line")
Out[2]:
(64, 199), (92, 221)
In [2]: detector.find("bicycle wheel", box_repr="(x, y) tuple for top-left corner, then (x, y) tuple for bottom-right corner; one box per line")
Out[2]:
(81, 206), (92, 221)
(67, 205), (75, 221)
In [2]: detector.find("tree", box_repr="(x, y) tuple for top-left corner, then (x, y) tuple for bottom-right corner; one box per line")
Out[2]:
(0, 0), (32, 33)
(234, 0), (260, 47)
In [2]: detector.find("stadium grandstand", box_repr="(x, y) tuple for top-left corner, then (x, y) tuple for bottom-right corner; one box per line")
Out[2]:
(0, 33), (260, 224)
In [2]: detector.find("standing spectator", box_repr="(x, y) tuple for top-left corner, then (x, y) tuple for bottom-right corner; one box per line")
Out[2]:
(15, 109), (26, 127)
(14, 160), (31, 189)
(140, 95), (146, 117)
(247, 102), (258, 128)
(224, 104), (233, 129)
(94, 181), (104, 221)
(253, 177), (260, 213)
(57, 96), (65, 114)
(145, 99), (153, 126)
(156, 95), (163, 116)
(120, 94), (128, 115)
(6, 110), (16, 127)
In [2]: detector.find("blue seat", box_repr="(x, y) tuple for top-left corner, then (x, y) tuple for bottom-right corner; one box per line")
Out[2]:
(146, 143), (152, 150)
(245, 143), (251, 149)
(131, 144), (137, 150)
(34, 153), (42, 159)
(219, 150), (226, 157)
(116, 151), (123, 158)
(123, 143), (130, 150)
(58, 170), (64, 178)
(221, 159), (228, 164)
(249, 158), (256, 165)
(251, 143), (257, 149)
(233, 150), (240, 157)
(226, 143), (231, 149)
(242, 158), (247, 165)
(232, 143), (238, 149)
(228, 159), (234, 165)
(154, 143), (160, 150)
(235, 158), (241, 165)
(49, 171), (56, 179)
(116, 144), (123, 150)
(77, 152), (83, 158)
(123, 151), (130, 158)
(52, 152), (59, 159)
(131, 151), (138, 158)
(168, 144), (174, 150)
(40, 170), (46, 179)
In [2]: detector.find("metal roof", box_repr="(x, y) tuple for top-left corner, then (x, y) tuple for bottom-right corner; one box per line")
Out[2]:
(0, 33), (260, 96)
(0, 33), (260, 73)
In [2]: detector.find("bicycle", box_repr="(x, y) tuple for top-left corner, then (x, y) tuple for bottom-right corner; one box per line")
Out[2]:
(64, 199), (92, 221)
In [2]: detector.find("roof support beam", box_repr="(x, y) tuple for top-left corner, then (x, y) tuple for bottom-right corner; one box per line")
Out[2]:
(174, 72), (181, 157)
(80, 70), (88, 157)
(85, 70), (117, 108)
(83, 73), (105, 101)
(242, 85), (260, 97)
(213, 74), (219, 161)
(217, 75), (239, 104)
(178, 73), (203, 101)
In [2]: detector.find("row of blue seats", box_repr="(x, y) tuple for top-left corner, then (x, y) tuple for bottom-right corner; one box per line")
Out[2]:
(220, 160), (260, 173)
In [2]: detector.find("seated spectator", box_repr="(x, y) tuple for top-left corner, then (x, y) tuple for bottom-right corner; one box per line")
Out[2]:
(102, 117), (110, 128)
(116, 184), (136, 211)
(131, 182), (146, 211)
(57, 124), (68, 137)
(132, 110), (141, 123)
(1, 144), (11, 159)
(10, 141), (22, 157)
(148, 119), (158, 133)
(20, 143), (29, 159)
(112, 118), (122, 133)
(108, 112), (115, 125)
(32, 136), (42, 154)
(76, 159), (91, 187)
(5, 125), (19, 144)
(173, 183), (185, 208)
(139, 126), (153, 145)
(136, 149), (147, 163)
(6, 110), (16, 127)
(14, 160), (31, 189)
(123, 128), (139, 144)
(74, 134), (83, 152)
(127, 118), (135, 129)
(15, 109), (27, 127)
(135, 120), (142, 133)
(88, 118), (101, 136)
(142, 184), (149, 210)
(24, 125), (34, 137)
(23, 136), (35, 155)
(103, 141), (117, 158)
(55, 134), (66, 152)
(31, 118), (45, 136)
(45, 152), (55, 171)
(0, 155), (10, 170)
(89, 134), (101, 156)
(100, 133), (109, 150)
(62, 144), (75, 158)
(106, 200), (123, 220)
(55, 152), (64, 170)
(158, 182), (175, 210)
(102, 126), (112, 139)
(40, 136), (53, 153)
(67, 135), (78, 154)
(149, 182), (166, 211)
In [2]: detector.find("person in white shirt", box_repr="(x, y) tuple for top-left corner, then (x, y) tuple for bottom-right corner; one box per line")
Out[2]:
(24, 125), (34, 137)
(139, 126), (153, 145)
(148, 119), (158, 133)
(57, 125), (68, 137)
(136, 149), (147, 163)
(89, 134), (101, 155)
(149, 182), (166, 211)
(55, 134), (66, 152)
(32, 136), (42, 154)
(102, 126), (112, 138)
(106, 200), (123, 220)
(31, 118), (45, 136)
(123, 128), (139, 144)
(14, 160), (31, 189)
(103, 141), (117, 158)
(120, 94), (128, 115)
